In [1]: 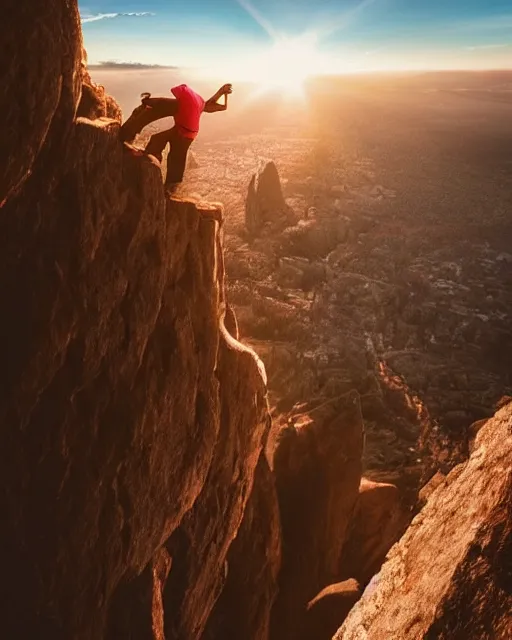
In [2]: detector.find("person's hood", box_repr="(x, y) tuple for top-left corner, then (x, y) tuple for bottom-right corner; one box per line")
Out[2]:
(171, 84), (202, 101)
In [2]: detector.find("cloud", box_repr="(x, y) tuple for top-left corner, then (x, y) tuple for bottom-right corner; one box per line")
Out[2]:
(465, 43), (510, 51)
(90, 61), (178, 69)
(81, 12), (155, 24)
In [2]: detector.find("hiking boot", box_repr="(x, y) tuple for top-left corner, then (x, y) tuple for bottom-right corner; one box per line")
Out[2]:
(164, 182), (181, 197)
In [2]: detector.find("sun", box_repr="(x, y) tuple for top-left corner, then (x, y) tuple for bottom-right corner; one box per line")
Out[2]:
(245, 34), (329, 97)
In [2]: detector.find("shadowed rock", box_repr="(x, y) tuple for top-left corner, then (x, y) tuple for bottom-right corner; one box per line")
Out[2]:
(245, 161), (295, 237)
(0, 0), (82, 206)
(336, 403), (512, 640)
(203, 453), (282, 640)
(302, 579), (361, 640)
(161, 313), (270, 640)
(269, 391), (364, 640)
(339, 478), (407, 586)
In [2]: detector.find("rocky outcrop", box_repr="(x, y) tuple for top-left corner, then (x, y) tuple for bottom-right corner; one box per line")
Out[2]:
(77, 66), (122, 122)
(245, 161), (296, 237)
(0, 3), (272, 636)
(336, 403), (512, 640)
(269, 392), (364, 640)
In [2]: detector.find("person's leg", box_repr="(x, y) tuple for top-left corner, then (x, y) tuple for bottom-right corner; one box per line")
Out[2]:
(145, 129), (173, 162)
(165, 131), (193, 188)
(119, 97), (178, 143)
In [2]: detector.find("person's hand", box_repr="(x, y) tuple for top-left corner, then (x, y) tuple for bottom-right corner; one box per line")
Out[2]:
(221, 83), (233, 95)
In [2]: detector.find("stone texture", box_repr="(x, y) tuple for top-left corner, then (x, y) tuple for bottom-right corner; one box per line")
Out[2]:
(336, 404), (512, 640)
(0, 0), (82, 206)
(269, 392), (364, 640)
(203, 453), (282, 640)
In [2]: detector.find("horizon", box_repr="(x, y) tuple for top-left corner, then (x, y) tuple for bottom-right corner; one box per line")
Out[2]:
(80, 1), (512, 81)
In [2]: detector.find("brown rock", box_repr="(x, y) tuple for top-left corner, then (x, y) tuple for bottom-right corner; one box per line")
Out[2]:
(340, 478), (407, 585)
(203, 453), (282, 640)
(336, 404), (512, 640)
(302, 579), (361, 640)
(269, 391), (364, 640)
(417, 469), (447, 507)
(106, 548), (172, 640)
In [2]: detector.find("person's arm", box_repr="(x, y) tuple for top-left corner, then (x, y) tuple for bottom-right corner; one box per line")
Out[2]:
(204, 84), (232, 113)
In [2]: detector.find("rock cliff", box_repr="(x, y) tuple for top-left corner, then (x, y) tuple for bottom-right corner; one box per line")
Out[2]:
(0, 3), (271, 637)
(336, 402), (512, 640)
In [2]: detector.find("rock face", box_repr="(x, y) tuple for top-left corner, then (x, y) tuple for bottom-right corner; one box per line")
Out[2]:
(0, 3), (272, 637)
(161, 321), (269, 640)
(270, 392), (364, 640)
(336, 403), (512, 640)
(1, 1), (82, 206)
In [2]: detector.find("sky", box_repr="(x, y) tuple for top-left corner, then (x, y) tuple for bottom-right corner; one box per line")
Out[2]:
(79, 0), (512, 74)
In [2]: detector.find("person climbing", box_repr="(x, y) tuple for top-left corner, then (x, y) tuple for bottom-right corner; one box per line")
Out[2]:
(119, 83), (232, 193)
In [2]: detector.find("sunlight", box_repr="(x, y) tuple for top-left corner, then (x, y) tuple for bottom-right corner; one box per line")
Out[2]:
(244, 34), (332, 98)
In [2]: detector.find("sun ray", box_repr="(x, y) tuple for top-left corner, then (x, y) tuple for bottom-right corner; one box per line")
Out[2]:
(234, 0), (280, 40)
(315, 0), (381, 39)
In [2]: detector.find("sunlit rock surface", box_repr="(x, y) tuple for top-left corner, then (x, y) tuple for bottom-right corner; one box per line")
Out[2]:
(335, 403), (512, 640)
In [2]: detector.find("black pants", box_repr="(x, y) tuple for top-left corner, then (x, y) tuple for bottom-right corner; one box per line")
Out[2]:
(119, 97), (178, 142)
(120, 97), (193, 185)
(145, 126), (193, 185)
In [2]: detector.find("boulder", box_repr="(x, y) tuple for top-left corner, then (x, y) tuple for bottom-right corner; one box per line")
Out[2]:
(269, 391), (364, 640)
(336, 403), (512, 640)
